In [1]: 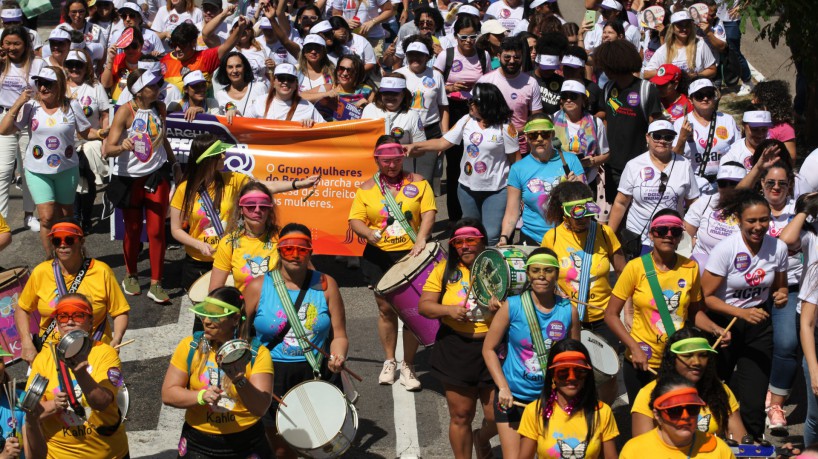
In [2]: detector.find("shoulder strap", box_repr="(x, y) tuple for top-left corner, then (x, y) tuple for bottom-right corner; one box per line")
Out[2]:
(186, 331), (205, 375)
(477, 49), (487, 74)
(640, 254), (676, 336)
(373, 172), (417, 242)
(269, 269), (322, 375)
(520, 292), (550, 378)
(603, 81), (614, 102)
(576, 222), (598, 321)
(696, 109), (720, 178)
(443, 47), (455, 81)
(639, 79), (652, 119)
(43, 258), (92, 343)
(197, 185), (224, 237)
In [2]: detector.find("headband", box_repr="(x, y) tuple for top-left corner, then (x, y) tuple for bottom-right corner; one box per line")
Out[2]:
(189, 296), (241, 318)
(670, 337), (717, 355)
(52, 297), (93, 317)
(374, 143), (406, 157)
(548, 351), (591, 369)
(653, 387), (705, 410)
(278, 233), (313, 248)
(651, 215), (684, 229)
(525, 253), (560, 268)
(451, 226), (483, 239)
(524, 118), (555, 133)
(239, 191), (273, 207)
(196, 140), (234, 164)
(49, 222), (84, 238)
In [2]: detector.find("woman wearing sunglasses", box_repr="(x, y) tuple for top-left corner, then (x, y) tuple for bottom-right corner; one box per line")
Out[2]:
(482, 248), (580, 459)
(517, 339), (619, 459)
(349, 135), (436, 389)
(631, 328), (748, 440)
(162, 287), (274, 458)
(16, 220), (130, 363)
(248, 63), (325, 127)
(27, 294), (129, 458)
(418, 219), (496, 458)
(152, 0), (204, 44)
(296, 34), (335, 120)
(101, 26), (149, 105)
(330, 54), (374, 120)
(620, 377), (735, 458)
(700, 187), (788, 441)
(243, 223), (349, 456)
(167, 70), (219, 123)
(361, 74), (425, 150)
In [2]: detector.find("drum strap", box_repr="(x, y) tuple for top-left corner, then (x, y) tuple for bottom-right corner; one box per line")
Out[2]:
(269, 269), (323, 376)
(41, 258), (92, 345)
(198, 185), (224, 238)
(640, 254), (677, 336)
(54, 349), (86, 419)
(520, 291), (550, 379)
(373, 172), (417, 243)
(577, 222), (598, 321)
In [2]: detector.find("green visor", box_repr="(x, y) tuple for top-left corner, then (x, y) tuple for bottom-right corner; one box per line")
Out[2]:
(0, 347), (11, 358)
(189, 296), (241, 318)
(195, 140), (235, 164)
(670, 337), (717, 355)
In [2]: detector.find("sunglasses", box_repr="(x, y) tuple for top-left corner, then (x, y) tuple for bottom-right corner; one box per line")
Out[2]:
(650, 132), (676, 142)
(241, 203), (272, 212)
(525, 130), (551, 140)
(279, 245), (312, 258)
(418, 19), (435, 26)
(56, 312), (90, 324)
(121, 11), (140, 19)
(303, 45), (323, 54)
(49, 40), (68, 48)
(195, 313), (231, 323)
(65, 62), (84, 71)
(275, 75), (296, 83)
(457, 33), (478, 41)
(337, 65), (354, 74)
(450, 237), (482, 248)
(651, 226), (684, 238)
(52, 236), (78, 246)
(692, 90), (716, 101)
(563, 202), (599, 219)
(763, 179), (789, 189)
(300, 15), (319, 21)
(660, 404), (702, 421)
(716, 179), (736, 188)
(560, 92), (580, 101)
(554, 366), (589, 381)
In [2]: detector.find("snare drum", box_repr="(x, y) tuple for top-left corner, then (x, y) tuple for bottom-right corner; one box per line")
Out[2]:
(216, 339), (251, 367)
(56, 330), (91, 361)
(188, 271), (236, 303)
(375, 242), (445, 346)
(276, 380), (358, 458)
(581, 329), (620, 385)
(0, 267), (39, 363)
(20, 373), (48, 413)
(472, 246), (531, 307)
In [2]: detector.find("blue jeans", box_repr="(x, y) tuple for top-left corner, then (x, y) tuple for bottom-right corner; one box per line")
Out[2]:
(724, 20), (751, 84)
(457, 184), (507, 246)
(770, 290), (799, 396)
(804, 355), (818, 446)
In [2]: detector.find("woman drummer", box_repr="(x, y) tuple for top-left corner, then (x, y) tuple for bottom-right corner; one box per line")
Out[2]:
(27, 294), (128, 458)
(348, 135), (436, 390)
(482, 248), (580, 459)
(243, 223), (349, 457)
(0, 344), (47, 458)
(16, 220), (130, 364)
(418, 219), (496, 459)
(161, 287), (274, 458)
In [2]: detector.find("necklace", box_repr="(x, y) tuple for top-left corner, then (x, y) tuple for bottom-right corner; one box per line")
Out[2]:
(379, 172), (404, 192)
(543, 389), (578, 419)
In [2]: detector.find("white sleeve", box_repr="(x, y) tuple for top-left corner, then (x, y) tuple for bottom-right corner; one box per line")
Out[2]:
(71, 100), (92, 132)
(697, 39), (716, 71)
(705, 236), (733, 276)
(331, 0), (344, 11)
(596, 117), (609, 154)
(529, 79), (543, 112)
(443, 115), (468, 145)
(502, 123), (519, 154)
(643, 45), (667, 73)
(360, 39), (376, 65)
(684, 161), (701, 200)
(152, 8), (169, 32)
(800, 264), (818, 304)
(776, 239), (789, 272)
(432, 49), (447, 73)
(684, 194), (708, 227)
(95, 84), (112, 111)
(617, 161), (637, 196)
(484, 3), (499, 20)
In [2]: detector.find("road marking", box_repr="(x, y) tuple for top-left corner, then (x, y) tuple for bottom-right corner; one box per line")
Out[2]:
(393, 322), (421, 458)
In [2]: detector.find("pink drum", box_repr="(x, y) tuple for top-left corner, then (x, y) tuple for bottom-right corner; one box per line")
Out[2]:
(0, 267), (40, 363)
(375, 242), (446, 346)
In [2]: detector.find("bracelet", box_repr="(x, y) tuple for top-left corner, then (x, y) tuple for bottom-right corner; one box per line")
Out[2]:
(292, 180), (298, 190)
(234, 376), (248, 388)
(197, 389), (207, 406)
(499, 234), (509, 241)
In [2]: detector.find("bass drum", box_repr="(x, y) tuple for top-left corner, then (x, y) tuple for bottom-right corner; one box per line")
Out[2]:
(188, 271), (235, 303)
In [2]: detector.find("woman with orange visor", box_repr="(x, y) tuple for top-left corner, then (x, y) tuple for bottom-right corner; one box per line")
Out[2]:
(243, 223), (349, 456)
(517, 339), (619, 459)
(621, 378), (735, 458)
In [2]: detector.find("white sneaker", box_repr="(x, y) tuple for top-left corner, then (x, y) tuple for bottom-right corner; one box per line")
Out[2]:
(737, 83), (754, 97)
(378, 359), (398, 385)
(399, 362), (422, 391)
(25, 215), (40, 232)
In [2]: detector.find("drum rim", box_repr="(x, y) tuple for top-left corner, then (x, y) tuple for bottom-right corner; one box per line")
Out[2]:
(580, 330), (620, 374)
(57, 330), (90, 359)
(21, 374), (48, 411)
(217, 339), (251, 364)
(0, 266), (29, 290)
(188, 271), (236, 303)
(375, 241), (441, 294)
(116, 384), (130, 421)
(472, 248), (526, 305)
(275, 379), (354, 449)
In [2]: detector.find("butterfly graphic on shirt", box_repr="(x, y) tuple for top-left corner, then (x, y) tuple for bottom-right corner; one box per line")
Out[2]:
(247, 257), (270, 277)
(558, 439), (588, 459)
(666, 291), (681, 314)
(697, 414), (711, 432)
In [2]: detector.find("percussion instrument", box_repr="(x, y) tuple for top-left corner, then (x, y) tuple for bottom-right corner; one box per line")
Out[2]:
(56, 330), (91, 362)
(116, 384), (130, 423)
(188, 271), (235, 303)
(472, 246), (534, 307)
(580, 329), (620, 385)
(730, 444), (775, 458)
(375, 242), (445, 347)
(20, 374), (48, 413)
(216, 339), (251, 367)
(0, 267), (39, 363)
(276, 380), (358, 458)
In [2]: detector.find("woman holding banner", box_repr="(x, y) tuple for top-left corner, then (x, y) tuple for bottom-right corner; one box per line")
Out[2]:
(348, 135), (436, 390)
(247, 63), (325, 126)
(296, 34), (336, 121)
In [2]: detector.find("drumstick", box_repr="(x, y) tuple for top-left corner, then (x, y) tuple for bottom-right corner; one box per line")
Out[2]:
(556, 287), (604, 311)
(273, 393), (287, 407)
(512, 401), (528, 408)
(713, 317), (738, 348)
(114, 339), (135, 350)
(299, 337), (363, 382)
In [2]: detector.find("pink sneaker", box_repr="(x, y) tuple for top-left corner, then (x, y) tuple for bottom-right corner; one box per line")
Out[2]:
(766, 404), (787, 429)
(765, 390), (771, 409)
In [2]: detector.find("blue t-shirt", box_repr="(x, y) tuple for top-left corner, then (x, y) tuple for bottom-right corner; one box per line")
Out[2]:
(254, 271), (332, 363)
(502, 294), (573, 401)
(507, 151), (585, 243)
(0, 391), (25, 458)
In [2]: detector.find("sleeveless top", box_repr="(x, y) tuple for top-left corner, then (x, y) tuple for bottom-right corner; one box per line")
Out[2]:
(112, 102), (167, 177)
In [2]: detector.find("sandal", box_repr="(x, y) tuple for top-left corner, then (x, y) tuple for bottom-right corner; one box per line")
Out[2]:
(473, 428), (494, 459)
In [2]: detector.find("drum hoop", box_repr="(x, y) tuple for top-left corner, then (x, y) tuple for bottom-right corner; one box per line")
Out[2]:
(0, 266), (29, 290)
(57, 330), (90, 359)
(473, 249), (515, 303)
(580, 330), (619, 372)
(376, 242), (440, 294)
(275, 379), (352, 440)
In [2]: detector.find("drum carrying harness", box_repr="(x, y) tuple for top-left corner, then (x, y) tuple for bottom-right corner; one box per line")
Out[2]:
(198, 186), (225, 238)
(576, 222), (598, 321)
(520, 292), (551, 378)
(640, 253), (676, 336)
(269, 269), (323, 376)
(373, 172), (417, 242)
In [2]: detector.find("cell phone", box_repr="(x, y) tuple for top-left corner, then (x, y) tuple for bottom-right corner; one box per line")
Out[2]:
(584, 9), (597, 25)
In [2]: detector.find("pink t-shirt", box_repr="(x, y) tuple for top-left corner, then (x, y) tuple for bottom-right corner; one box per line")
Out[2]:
(477, 70), (543, 130)
(432, 48), (489, 101)
(769, 122), (795, 142)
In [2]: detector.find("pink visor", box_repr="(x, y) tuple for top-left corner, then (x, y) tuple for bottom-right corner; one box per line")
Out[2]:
(239, 191), (273, 207)
(651, 215), (684, 229)
(278, 233), (312, 249)
(374, 143), (406, 157)
(451, 226), (483, 239)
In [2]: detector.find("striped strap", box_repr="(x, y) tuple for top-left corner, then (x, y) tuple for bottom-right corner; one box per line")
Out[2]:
(577, 222), (598, 321)
(521, 291), (550, 378)
(198, 186), (224, 238)
(374, 172), (417, 243)
(268, 270), (322, 375)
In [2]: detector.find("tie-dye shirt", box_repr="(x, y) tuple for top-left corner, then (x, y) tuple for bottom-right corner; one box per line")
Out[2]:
(423, 262), (491, 334)
(518, 400), (619, 459)
(213, 231), (279, 291)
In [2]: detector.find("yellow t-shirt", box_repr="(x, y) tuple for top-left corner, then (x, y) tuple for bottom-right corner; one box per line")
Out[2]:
(620, 429), (735, 459)
(348, 176), (437, 252)
(422, 262), (491, 334)
(631, 379), (740, 435)
(0, 213), (9, 234)
(517, 400), (619, 458)
(169, 336), (274, 435)
(18, 259), (130, 345)
(212, 230), (279, 291)
(170, 171), (251, 262)
(542, 223), (621, 323)
(612, 256), (702, 368)
(28, 341), (128, 459)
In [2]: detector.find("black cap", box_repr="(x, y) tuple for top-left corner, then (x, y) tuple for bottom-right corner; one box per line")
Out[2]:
(202, 0), (222, 8)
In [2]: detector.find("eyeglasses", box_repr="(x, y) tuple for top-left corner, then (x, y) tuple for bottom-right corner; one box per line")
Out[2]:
(377, 157), (404, 166)
(65, 62), (84, 71)
(457, 33), (478, 41)
(554, 366), (589, 381)
(560, 92), (580, 101)
(528, 266), (557, 276)
(303, 45), (322, 54)
(650, 132), (676, 142)
(692, 90), (716, 101)
(660, 404), (702, 421)
(195, 314), (231, 323)
(418, 19), (435, 26)
(763, 179), (789, 189)
(56, 313), (90, 324)
(500, 54), (521, 62)
(337, 65), (354, 74)
(717, 179), (736, 188)
(300, 15), (319, 21)
(51, 236), (77, 246)
(450, 237), (482, 248)
(49, 40), (68, 48)
(525, 130), (551, 140)
(651, 226), (684, 238)
(279, 245), (312, 258)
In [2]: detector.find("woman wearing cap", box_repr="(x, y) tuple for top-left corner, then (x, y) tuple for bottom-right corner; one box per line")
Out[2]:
(329, 0), (394, 53)
(152, 0), (203, 43)
(620, 377), (735, 458)
(361, 73), (425, 149)
(248, 63), (325, 126)
(418, 219), (497, 458)
(642, 11), (716, 80)
(100, 26), (147, 104)
(231, 17), (275, 86)
(720, 111), (777, 177)
(482, 248), (581, 459)
(631, 328), (747, 439)
(243, 223), (349, 456)
(27, 293), (129, 458)
(511, 0), (564, 36)
(608, 120), (700, 258)
(672, 79), (741, 191)
(0, 66), (103, 254)
(475, 20), (507, 70)
(44, 28), (71, 70)
(162, 287), (274, 457)
(296, 34), (336, 120)
(406, 83), (518, 245)
(650, 64), (693, 122)
(349, 135), (436, 389)
(16, 219), (129, 363)
(168, 70), (220, 123)
(60, 0), (107, 64)
(700, 187), (788, 440)
(106, 4), (164, 58)
(214, 51), (268, 124)
(517, 339), (619, 459)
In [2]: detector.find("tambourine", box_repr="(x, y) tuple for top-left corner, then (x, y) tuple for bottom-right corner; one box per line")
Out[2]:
(20, 374), (48, 413)
(56, 330), (91, 362)
(216, 339), (251, 367)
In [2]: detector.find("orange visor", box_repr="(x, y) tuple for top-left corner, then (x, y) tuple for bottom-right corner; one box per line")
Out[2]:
(51, 297), (93, 317)
(48, 222), (83, 238)
(548, 351), (592, 370)
(654, 387), (706, 410)
(278, 233), (312, 249)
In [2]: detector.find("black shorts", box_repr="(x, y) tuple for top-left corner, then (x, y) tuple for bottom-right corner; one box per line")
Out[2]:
(181, 255), (214, 292)
(493, 388), (536, 425)
(261, 360), (342, 429)
(429, 324), (495, 388)
(361, 244), (409, 288)
(177, 421), (271, 458)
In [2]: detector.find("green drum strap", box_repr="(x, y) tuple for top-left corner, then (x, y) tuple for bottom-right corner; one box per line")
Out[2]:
(521, 291), (550, 378)
(640, 254), (676, 337)
(374, 172), (417, 243)
(269, 269), (323, 375)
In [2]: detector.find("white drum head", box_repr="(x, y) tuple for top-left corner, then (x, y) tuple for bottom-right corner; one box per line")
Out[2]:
(117, 384), (129, 422)
(188, 271), (236, 303)
(375, 242), (440, 294)
(276, 380), (349, 449)
(581, 330), (619, 376)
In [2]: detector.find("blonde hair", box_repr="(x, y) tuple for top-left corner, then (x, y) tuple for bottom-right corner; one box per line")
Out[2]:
(166, 0), (194, 13)
(664, 21), (697, 72)
(297, 45), (334, 88)
(0, 26), (34, 83)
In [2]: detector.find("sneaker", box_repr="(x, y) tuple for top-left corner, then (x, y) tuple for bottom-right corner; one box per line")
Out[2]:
(766, 404), (787, 429)
(737, 82), (755, 97)
(147, 283), (171, 304)
(399, 362), (422, 391)
(378, 359), (398, 385)
(121, 276), (141, 296)
(24, 215), (40, 232)
(765, 390), (771, 409)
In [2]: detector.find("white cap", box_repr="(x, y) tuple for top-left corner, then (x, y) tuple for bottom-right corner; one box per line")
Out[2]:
(600, 0), (622, 11)
(33, 67), (58, 82)
(648, 119), (676, 134)
(406, 41), (430, 55)
(274, 63), (297, 77)
(688, 78), (715, 96)
(481, 19), (508, 35)
(302, 34), (325, 47)
(1, 9), (23, 22)
(65, 50), (88, 63)
(380, 77), (407, 92)
(670, 10), (692, 23)
(717, 162), (747, 182)
(561, 80), (586, 95)
(48, 27), (71, 41)
(456, 5), (480, 16)
(130, 69), (162, 94)
(742, 110), (773, 127)
(258, 17), (272, 29)
(182, 70), (206, 87)
(536, 54), (560, 70)
(561, 55), (584, 68)
(138, 60), (161, 72)
(119, 2), (144, 19)
(310, 20), (332, 34)
(529, 0), (556, 8)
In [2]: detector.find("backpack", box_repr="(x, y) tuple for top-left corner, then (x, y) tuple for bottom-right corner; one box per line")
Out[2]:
(185, 331), (262, 377)
(442, 46), (488, 81)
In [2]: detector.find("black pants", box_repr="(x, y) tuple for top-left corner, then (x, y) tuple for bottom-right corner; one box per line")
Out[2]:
(177, 422), (271, 458)
(182, 256), (214, 333)
(603, 165), (623, 205)
(623, 359), (656, 409)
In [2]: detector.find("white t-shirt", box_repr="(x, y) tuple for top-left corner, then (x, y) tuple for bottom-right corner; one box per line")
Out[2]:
(68, 83), (111, 147)
(673, 112), (742, 190)
(643, 39), (717, 75)
(0, 58), (45, 109)
(617, 152), (701, 244)
(685, 192), (739, 257)
(799, 148), (818, 194)
(331, 0), (390, 39)
(705, 231), (788, 309)
(345, 33), (376, 66)
(443, 114), (518, 192)
(798, 258), (818, 313)
(214, 81), (269, 116)
(196, 20), (229, 50)
(395, 66), (448, 126)
(263, 35), (299, 66)
(17, 100), (92, 174)
(151, 7), (204, 36)
(246, 97), (324, 122)
(298, 72), (331, 93)
(719, 139), (754, 172)
(769, 200), (801, 285)
(484, 0), (524, 33)
(236, 45), (273, 85)
(109, 25), (166, 54)
(557, 115), (609, 182)
(361, 104), (425, 145)
(584, 22), (641, 54)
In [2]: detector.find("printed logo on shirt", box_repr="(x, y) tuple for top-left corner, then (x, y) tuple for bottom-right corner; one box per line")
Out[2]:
(46, 154), (61, 168)
(640, 167), (655, 181)
(83, 105), (93, 118)
(169, 13), (179, 23)
(464, 162), (473, 176)
(474, 161), (487, 174)
(32, 145), (43, 159)
(744, 268), (765, 286)
(403, 184), (419, 198)
(447, 269), (462, 283)
(45, 117), (56, 127)
(678, 278), (686, 289)
(390, 127), (405, 140)
(470, 132), (483, 145)
(697, 414), (712, 432)
(45, 136), (60, 150)
(422, 76), (435, 88)
(65, 145), (74, 158)
(733, 252), (751, 272)
(743, 156), (753, 171)
(557, 439), (588, 459)
(549, 81), (560, 91)
(132, 118), (147, 133)
(500, 8), (510, 18)
(716, 126), (729, 140)
(466, 144), (479, 158)
(626, 91), (639, 107)
(31, 119), (38, 132)
(510, 92), (518, 100)
(451, 60), (463, 73)
(546, 321), (566, 340)
(107, 367), (124, 387)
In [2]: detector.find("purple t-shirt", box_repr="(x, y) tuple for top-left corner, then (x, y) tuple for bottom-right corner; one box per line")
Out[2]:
(477, 69), (543, 130)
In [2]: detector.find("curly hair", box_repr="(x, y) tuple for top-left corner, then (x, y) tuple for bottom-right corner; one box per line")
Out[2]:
(594, 40), (642, 75)
(544, 182), (595, 225)
(715, 187), (770, 221)
(752, 80), (794, 125)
